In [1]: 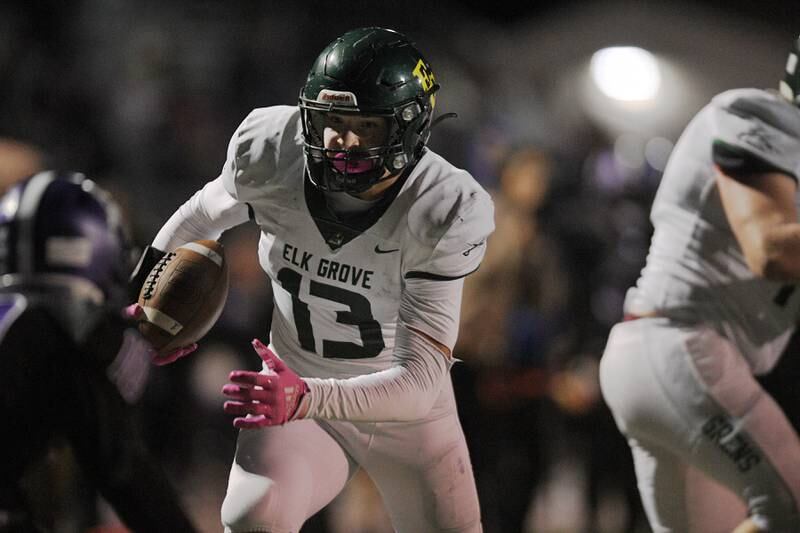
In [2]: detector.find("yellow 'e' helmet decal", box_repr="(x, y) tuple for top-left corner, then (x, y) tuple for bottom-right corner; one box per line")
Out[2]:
(412, 59), (436, 108)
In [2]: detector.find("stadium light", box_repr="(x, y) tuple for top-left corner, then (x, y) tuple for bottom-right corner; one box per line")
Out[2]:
(590, 46), (661, 102)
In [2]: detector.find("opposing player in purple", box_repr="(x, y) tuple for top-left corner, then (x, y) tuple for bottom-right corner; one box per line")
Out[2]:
(131, 27), (494, 532)
(0, 171), (197, 532)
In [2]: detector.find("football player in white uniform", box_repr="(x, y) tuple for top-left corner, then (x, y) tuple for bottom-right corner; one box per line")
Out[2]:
(130, 28), (494, 533)
(600, 36), (800, 532)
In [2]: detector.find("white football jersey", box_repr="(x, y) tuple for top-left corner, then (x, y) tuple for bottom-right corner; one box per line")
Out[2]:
(220, 106), (494, 379)
(626, 88), (800, 374)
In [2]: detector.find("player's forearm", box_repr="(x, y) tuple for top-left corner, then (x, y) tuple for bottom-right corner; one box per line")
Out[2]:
(153, 177), (248, 251)
(302, 323), (451, 422)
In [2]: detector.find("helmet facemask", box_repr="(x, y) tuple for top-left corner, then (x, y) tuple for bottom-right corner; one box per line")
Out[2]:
(300, 97), (434, 194)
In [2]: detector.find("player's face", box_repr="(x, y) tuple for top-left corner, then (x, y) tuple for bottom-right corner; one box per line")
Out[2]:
(322, 113), (389, 151)
(320, 113), (395, 198)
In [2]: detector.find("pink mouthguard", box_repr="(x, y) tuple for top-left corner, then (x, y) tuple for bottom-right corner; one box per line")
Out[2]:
(331, 152), (374, 174)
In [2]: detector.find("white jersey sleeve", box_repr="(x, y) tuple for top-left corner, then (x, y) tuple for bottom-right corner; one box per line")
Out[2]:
(400, 201), (494, 351)
(404, 176), (495, 280)
(711, 89), (800, 179)
(401, 161), (495, 349)
(220, 106), (303, 203)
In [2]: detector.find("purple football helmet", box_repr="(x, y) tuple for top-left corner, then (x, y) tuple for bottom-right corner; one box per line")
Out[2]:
(0, 171), (132, 304)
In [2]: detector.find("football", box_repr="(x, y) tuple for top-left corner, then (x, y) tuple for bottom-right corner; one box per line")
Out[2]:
(137, 240), (229, 356)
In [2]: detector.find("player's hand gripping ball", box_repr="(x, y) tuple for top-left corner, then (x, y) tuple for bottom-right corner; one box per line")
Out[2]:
(137, 240), (229, 358)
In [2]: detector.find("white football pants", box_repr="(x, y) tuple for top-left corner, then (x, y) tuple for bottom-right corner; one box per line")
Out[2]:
(600, 318), (800, 532)
(221, 378), (482, 533)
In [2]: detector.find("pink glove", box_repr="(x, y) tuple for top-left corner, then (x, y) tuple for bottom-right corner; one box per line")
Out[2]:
(123, 304), (198, 365)
(222, 339), (309, 428)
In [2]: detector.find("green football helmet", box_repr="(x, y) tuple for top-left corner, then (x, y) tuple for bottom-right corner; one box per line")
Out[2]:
(780, 34), (800, 106)
(299, 27), (440, 194)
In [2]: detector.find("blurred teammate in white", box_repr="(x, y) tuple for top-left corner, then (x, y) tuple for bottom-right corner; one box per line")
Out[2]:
(600, 35), (800, 533)
(129, 27), (493, 533)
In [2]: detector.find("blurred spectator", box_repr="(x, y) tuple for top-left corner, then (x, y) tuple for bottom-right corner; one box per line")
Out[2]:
(545, 139), (655, 533)
(454, 145), (571, 533)
(0, 138), (44, 193)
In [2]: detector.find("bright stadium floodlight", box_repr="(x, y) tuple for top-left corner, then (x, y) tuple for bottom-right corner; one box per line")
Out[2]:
(590, 46), (661, 102)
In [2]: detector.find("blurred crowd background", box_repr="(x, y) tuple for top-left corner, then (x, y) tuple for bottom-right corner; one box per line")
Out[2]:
(2, 1), (800, 532)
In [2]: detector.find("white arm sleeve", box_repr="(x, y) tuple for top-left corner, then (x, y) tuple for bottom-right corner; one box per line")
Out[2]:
(401, 277), (464, 350)
(152, 176), (250, 251)
(302, 321), (452, 422)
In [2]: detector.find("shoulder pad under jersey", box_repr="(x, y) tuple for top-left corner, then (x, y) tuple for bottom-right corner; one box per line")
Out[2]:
(221, 106), (303, 202)
(405, 152), (495, 279)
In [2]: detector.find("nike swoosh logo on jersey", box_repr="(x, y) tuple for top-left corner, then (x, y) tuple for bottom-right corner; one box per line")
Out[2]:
(462, 241), (485, 256)
(374, 245), (400, 254)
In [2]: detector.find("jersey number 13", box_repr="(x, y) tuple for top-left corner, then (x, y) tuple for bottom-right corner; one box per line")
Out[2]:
(278, 267), (385, 359)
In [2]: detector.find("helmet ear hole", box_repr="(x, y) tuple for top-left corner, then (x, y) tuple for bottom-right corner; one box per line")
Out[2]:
(401, 103), (421, 122)
(391, 154), (408, 170)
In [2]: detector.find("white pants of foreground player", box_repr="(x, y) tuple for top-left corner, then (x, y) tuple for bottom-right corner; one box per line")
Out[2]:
(599, 317), (800, 532)
(220, 378), (481, 533)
